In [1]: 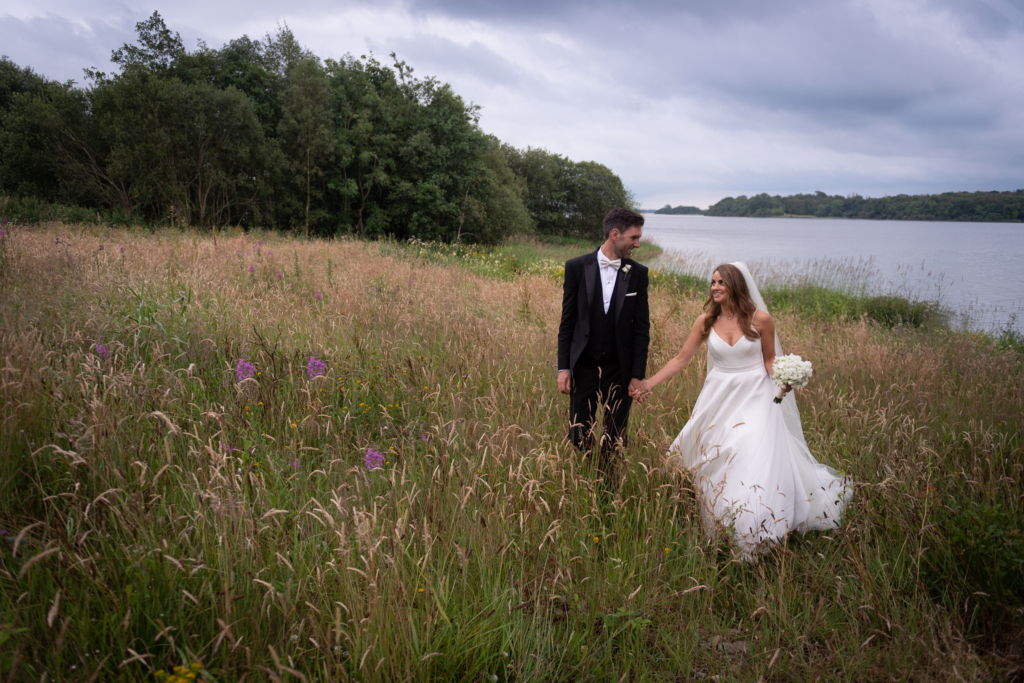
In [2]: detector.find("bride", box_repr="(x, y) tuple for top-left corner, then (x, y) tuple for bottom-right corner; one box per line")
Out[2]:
(633, 263), (851, 557)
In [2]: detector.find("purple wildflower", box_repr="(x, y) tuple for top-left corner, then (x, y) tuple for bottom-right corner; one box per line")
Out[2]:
(236, 359), (256, 382)
(307, 356), (327, 379)
(277, 271), (283, 281)
(291, 458), (300, 470)
(219, 440), (237, 453)
(95, 344), (110, 360)
(249, 264), (255, 274)
(266, 250), (272, 257)
(315, 290), (322, 302)
(0, 230), (5, 238)
(421, 434), (430, 443)
(365, 448), (384, 470)
(119, 245), (125, 253)
(0, 530), (7, 536)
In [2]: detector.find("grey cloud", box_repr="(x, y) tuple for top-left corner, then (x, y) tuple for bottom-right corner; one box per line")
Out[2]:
(1, 0), (1022, 206)
(0, 12), (136, 82)
(384, 33), (527, 89)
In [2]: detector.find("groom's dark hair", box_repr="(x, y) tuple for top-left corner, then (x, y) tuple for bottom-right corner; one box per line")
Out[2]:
(603, 208), (644, 238)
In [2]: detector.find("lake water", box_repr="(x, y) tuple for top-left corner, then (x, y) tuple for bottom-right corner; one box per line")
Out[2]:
(641, 214), (1024, 332)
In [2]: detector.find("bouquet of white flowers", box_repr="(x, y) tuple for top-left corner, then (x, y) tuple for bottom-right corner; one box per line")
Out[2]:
(771, 354), (813, 404)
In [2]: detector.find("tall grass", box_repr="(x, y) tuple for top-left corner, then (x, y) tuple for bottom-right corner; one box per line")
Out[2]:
(0, 225), (1021, 681)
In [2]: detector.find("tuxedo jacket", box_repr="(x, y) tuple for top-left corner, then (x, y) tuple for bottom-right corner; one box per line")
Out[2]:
(557, 251), (650, 380)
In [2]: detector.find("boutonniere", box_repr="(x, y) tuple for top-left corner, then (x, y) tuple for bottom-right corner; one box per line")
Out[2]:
(621, 264), (631, 275)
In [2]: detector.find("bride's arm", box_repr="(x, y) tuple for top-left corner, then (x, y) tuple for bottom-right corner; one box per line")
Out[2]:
(753, 310), (778, 377)
(639, 314), (706, 395)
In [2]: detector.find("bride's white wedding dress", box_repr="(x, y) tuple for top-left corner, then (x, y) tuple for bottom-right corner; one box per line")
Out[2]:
(666, 266), (852, 557)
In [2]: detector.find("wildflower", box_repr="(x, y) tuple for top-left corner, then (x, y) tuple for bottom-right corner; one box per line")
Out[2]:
(291, 458), (300, 469)
(315, 290), (322, 302)
(95, 343), (111, 360)
(248, 264), (255, 273)
(421, 434), (430, 443)
(119, 245), (125, 253)
(236, 359), (256, 382)
(664, 547), (670, 554)
(593, 536), (600, 543)
(365, 448), (384, 470)
(277, 271), (283, 280)
(307, 356), (327, 378)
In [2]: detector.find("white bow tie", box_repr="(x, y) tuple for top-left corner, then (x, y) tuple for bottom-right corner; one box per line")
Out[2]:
(599, 254), (621, 271)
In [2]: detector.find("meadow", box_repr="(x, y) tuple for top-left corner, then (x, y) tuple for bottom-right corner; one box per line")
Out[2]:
(0, 224), (1021, 682)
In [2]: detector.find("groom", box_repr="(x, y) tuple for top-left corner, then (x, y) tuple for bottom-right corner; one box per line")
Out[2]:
(557, 208), (650, 481)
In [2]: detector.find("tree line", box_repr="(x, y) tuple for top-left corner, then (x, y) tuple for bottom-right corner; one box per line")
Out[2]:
(654, 204), (704, 215)
(0, 12), (634, 242)
(705, 190), (1024, 222)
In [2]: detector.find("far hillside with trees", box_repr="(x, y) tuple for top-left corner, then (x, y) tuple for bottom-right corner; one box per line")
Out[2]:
(705, 190), (1024, 222)
(654, 204), (704, 215)
(0, 12), (635, 242)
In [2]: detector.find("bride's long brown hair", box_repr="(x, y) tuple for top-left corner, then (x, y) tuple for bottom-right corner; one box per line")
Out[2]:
(701, 263), (759, 342)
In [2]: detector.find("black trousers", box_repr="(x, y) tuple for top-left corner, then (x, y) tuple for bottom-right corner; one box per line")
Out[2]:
(568, 359), (633, 479)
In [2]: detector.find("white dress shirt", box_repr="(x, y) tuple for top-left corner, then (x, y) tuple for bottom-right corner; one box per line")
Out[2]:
(597, 247), (619, 314)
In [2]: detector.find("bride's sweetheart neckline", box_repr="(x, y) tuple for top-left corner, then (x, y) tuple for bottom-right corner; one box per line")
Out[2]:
(710, 326), (755, 348)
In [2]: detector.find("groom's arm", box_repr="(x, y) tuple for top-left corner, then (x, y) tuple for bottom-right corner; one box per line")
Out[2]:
(631, 267), (651, 379)
(557, 260), (578, 373)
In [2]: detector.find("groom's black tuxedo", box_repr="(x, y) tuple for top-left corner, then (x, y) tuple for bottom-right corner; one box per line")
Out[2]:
(558, 250), (650, 474)
(558, 252), (650, 377)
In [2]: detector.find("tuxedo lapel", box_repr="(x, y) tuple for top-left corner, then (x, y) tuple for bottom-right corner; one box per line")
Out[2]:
(584, 254), (597, 307)
(614, 262), (632, 323)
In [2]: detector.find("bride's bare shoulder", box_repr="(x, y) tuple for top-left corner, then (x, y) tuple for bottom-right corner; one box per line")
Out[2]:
(752, 309), (772, 324)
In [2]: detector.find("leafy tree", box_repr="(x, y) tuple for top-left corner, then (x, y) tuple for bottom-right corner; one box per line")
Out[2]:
(91, 68), (274, 226)
(0, 12), (621, 240)
(505, 147), (635, 238)
(279, 59), (334, 237)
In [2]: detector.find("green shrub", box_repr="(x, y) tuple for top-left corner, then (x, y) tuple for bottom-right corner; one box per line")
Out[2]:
(0, 195), (140, 226)
(995, 315), (1024, 355)
(923, 497), (1024, 630)
(859, 295), (941, 328)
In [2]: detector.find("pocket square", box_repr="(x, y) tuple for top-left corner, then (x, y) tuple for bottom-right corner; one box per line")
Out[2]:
(625, 292), (637, 297)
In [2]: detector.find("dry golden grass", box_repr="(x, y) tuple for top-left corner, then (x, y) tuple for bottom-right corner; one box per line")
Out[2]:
(0, 224), (1021, 682)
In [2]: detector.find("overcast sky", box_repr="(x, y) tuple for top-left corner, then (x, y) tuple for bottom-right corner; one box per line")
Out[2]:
(2, 0), (1022, 208)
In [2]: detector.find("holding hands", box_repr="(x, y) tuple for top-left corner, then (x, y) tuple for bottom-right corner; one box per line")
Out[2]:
(629, 378), (653, 403)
